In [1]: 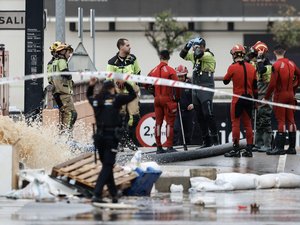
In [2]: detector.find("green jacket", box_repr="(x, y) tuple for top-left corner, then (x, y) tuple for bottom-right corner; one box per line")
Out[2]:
(51, 58), (73, 95)
(106, 53), (141, 90)
(183, 50), (216, 73)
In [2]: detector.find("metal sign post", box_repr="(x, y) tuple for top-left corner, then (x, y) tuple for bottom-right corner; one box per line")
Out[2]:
(90, 9), (95, 65)
(78, 7), (83, 43)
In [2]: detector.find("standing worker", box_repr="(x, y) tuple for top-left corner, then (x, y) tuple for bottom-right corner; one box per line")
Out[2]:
(106, 38), (141, 151)
(179, 36), (219, 148)
(173, 65), (194, 146)
(223, 44), (258, 157)
(147, 50), (180, 154)
(264, 45), (300, 155)
(249, 41), (273, 152)
(51, 42), (77, 133)
(87, 78), (136, 203)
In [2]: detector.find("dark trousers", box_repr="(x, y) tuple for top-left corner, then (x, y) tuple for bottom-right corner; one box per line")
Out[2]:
(94, 136), (118, 199)
(174, 110), (194, 145)
(193, 100), (218, 138)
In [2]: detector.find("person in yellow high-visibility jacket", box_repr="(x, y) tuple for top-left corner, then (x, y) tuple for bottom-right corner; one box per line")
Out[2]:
(106, 38), (141, 151)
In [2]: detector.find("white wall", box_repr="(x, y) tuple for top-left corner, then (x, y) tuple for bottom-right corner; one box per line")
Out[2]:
(1, 2), (268, 111)
(0, 0), (25, 111)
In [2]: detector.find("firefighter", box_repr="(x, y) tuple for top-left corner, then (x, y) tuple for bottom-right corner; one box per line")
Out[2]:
(51, 42), (77, 132)
(249, 41), (273, 153)
(87, 78), (136, 203)
(173, 65), (194, 146)
(106, 38), (141, 151)
(223, 44), (258, 157)
(47, 41), (61, 84)
(264, 45), (300, 155)
(179, 37), (219, 148)
(147, 50), (180, 154)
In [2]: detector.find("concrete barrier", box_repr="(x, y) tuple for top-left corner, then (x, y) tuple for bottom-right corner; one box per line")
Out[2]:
(0, 145), (19, 194)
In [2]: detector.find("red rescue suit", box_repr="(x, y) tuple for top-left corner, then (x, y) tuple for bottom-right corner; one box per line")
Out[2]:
(148, 62), (180, 147)
(223, 61), (258, 145)
(265, 58), (300, 132)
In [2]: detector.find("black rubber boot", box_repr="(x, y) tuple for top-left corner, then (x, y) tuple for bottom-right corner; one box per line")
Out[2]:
(267, 132), (286, 155)
(224, 143), (240, 157)
(156, 146), (166, 154)
(166, 147), (178, 153)
(286, 132), (297, 154)
(91, 196), (108, 203)
(200, 135), (212, 148)
(127, 139), (138, 151)
(112, 196), (118, 204)
(242, 144), (253, 157)
(211, 134), (220, 146)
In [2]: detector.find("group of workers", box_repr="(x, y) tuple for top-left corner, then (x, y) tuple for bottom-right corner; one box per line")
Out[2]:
(47, 36), (300, 204)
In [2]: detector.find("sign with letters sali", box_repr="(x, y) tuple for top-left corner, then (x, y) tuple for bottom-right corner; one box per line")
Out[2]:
(0, 11), (25, 30)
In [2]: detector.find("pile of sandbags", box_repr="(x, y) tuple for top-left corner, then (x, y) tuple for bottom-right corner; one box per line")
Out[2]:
(190, 172), (300, 192)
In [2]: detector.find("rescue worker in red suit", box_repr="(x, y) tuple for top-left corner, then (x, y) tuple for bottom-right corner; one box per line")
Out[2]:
(264, 45), (300, 155)
(223, 44), (258, 157)
(147, 50), (180, 154)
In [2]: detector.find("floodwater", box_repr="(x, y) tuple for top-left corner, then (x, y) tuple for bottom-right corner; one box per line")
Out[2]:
(2, 189), (300, 225)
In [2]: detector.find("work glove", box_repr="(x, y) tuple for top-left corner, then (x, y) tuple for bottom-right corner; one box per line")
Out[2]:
(257, 52), (265, 63)
(186, 39), (195, 48)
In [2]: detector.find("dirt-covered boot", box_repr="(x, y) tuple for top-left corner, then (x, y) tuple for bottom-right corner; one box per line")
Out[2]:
(224, 143), (240, 157)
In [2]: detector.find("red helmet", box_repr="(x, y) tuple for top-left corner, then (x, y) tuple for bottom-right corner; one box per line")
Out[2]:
(251, 41), (268, 54)
(175, 65), (188, 76)
(230, 44), (246, 55)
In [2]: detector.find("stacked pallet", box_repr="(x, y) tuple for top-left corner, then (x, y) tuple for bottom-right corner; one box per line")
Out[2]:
(51, 152), (137, 195)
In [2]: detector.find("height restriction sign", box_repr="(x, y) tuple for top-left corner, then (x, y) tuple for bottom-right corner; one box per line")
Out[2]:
(136, 112), (167, 147)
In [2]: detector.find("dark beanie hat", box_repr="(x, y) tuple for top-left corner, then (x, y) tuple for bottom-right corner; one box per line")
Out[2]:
(159, 49), (170, 60)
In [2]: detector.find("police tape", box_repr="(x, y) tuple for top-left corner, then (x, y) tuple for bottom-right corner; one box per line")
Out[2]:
(1, 71), (300, 111)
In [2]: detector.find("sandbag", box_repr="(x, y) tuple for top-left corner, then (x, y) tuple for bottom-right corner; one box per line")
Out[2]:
(216, 173), (259, 190)
(275, 173), (300, 188)
(255, 174), (277, 189)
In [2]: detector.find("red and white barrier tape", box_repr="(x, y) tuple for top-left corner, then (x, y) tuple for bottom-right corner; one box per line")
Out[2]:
(1, 71), (300, 111)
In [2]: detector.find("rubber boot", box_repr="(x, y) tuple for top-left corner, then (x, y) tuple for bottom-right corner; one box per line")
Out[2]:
(156, 146), (166, 154)
(286, 132), (297, 154)
(200, 135), (212, 148)
(258, 132), (273, 153)
(166, 147), (178, 153)
(224, 143), (241, 157)
(253, 131), (264, 152)
(127, 138), (138, 151)
(211, 134), (220, 146)
(91, 196), (108, 203)
(267, 132), (286, 155)
(242, 144), (253, 157)
(112, 196), (118, 204)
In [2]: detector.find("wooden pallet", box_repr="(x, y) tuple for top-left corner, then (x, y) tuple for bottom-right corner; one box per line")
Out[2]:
(51, 152), (137, 195)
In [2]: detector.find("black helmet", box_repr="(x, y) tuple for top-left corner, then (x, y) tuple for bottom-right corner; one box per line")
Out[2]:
(102, 80), (115, 89)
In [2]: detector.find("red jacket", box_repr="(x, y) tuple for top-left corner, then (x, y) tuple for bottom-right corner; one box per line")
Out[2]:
(265, 58), (300, 100)
(148, 62), (180, 100)
(223, 61), (258, 101)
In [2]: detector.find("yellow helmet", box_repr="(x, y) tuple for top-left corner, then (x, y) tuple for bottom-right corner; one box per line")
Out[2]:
(55, 43), (74, 53)
(49, 41), (62, 52)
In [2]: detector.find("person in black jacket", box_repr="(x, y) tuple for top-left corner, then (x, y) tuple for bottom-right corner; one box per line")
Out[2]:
(173, 65), (194, 145)
(87, 77), (136, 203)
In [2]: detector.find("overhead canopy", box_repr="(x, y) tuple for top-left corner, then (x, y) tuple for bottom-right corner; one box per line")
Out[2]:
(45, 0), (299, 19)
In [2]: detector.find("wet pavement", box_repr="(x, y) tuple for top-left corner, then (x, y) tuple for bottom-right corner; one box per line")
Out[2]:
(2, 189), (300, 225)
(2, 151), (300, 224)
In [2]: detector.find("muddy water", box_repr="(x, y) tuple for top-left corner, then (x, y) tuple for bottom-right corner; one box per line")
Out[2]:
(0, 116), (92, 172)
